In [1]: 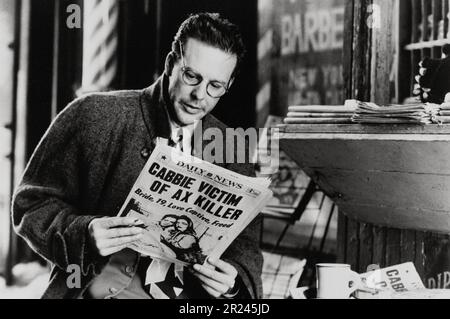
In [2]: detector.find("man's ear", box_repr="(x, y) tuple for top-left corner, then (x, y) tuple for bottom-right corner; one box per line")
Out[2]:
(164, 52), (176, 76)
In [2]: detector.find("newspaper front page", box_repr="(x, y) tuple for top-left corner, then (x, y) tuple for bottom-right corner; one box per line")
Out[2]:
(356, 262), (450, 299)
(117, 142), (272, 266)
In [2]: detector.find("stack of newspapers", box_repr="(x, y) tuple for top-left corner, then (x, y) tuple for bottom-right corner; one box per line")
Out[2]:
(350, 99), (439, 124)
(283, 105), (356, 124)
(432, 102), (450, 124)
(117, 142), (273, 266)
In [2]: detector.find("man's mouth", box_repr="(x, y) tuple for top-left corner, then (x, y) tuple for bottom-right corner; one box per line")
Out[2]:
(181, 102), (202, 114)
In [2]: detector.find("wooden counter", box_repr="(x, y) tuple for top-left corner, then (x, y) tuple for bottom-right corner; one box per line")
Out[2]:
(280, 124), (450, 234)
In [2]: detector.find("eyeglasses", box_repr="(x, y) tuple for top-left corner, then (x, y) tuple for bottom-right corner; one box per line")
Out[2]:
(178, 42), (229, 98)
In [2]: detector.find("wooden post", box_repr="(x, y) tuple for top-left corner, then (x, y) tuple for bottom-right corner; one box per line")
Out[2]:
(370, 0), (396, 104)
(341, 0), (371, 271)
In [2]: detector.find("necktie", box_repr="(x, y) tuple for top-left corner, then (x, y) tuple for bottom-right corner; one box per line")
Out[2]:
(138, 256), (186, 299)
(169, 128), (184, 152)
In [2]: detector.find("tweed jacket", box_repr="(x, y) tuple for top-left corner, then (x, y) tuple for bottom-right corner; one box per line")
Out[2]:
(12, 75), (263, 299)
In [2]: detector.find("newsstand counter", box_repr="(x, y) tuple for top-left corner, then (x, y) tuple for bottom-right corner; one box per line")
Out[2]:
(279, 124), (450, 285)
(280, 124), (450, 233)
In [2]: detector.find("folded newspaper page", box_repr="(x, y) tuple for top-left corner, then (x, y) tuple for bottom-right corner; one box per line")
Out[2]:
(356, 262), (450, 299)
(117, 142), (272, 266)
(284, 105), (354, 124)
(288, 105), (356, 113)
(347, 99), (440, 124)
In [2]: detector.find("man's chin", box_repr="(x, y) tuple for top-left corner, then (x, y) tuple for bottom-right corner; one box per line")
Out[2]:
(176, 112), (203, 126)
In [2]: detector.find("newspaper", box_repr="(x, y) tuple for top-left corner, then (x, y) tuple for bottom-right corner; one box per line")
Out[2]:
(356, 262), (450, 299)
(117, 141), (273, 266)
(287, 105), (356, 113)
(348, 99), (439, 124)
(284, 105), (354, 124)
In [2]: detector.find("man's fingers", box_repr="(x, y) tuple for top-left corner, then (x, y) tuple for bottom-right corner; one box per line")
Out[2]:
(195, 272), (230, 294)
(207, 258), (237, 277)
(97, 233), (142, 249)
(201, 285), (223, 298)
(89, 217), (146, 256)
(106, 226), (144, 238)
(90, 218), (144, 239)
(193, 264), (234, 288)
(103, 217), (143, 228)
(194, 272), (228, 297)
(193, 263), (223, 280)
(90, 226), (107, 240)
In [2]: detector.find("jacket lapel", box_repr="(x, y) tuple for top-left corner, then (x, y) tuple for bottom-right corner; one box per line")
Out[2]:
(140, 75), (172, 151)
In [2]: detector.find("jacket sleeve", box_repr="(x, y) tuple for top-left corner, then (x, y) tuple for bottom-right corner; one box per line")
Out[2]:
(12, 96), (108, 277)
(222, 162), (264, 299)
(223, 215), (263, 299)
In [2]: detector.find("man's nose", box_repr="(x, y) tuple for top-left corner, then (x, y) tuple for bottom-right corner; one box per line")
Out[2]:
(191, 81), (208, 100)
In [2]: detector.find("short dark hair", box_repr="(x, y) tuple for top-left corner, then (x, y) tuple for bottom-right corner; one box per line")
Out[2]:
(171, 12), (246, 78)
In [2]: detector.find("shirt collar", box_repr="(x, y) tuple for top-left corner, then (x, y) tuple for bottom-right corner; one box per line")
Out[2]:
(166, 111), (197, 143)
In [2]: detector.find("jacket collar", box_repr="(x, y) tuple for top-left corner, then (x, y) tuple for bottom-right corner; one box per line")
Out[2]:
(140, 75), (171, 145)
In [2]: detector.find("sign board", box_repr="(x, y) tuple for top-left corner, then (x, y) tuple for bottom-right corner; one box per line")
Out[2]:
(257, 0), (345, 127)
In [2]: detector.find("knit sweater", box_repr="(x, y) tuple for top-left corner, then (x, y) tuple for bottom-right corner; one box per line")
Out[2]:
(12, 75), (263, 299)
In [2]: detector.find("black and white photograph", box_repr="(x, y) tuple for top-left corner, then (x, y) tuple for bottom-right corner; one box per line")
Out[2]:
(2, 0), (450, 306)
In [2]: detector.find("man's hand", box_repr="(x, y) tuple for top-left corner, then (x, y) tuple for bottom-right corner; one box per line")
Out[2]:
(192, 258), (238, 298)
(88, 217), (145, 256)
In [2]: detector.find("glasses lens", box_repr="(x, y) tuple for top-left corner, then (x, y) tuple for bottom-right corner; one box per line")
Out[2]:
(182, 69), (201, 85)
(181, 68), (227, 98)
(207, 84), (227, 98)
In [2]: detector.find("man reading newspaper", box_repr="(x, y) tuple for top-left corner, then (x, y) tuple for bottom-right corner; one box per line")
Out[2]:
(12, 13), (264, 299)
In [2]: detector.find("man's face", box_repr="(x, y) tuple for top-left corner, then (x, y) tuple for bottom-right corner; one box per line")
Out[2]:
(167, 38), (237, 126)
(160, 216), (176, 227)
